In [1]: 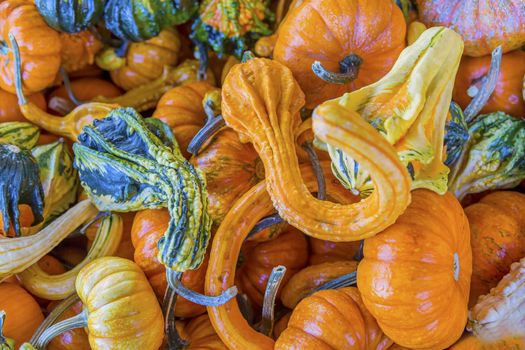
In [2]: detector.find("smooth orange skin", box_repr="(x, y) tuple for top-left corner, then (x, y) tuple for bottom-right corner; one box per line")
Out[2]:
(131, 208), (208, 318)
(357, 190), (472, 350)
(153, 81), (216, 159)
(0, 0), (61, 94)
(417, 0), (525, 57)
(110, 28), (181, 91)
(0, 282), (44, 346)
(275, 287), (392, 350)
(60, 31), (103, 74)
(236, 227), (309, 307)
(453, 50), (525, 118)
(181, 314), (228, 350)
(0, 88), (45, 123)
(309, 238), (361, 265)
(46, 300), (90, 350)
(464, 191), (525, 307)
(273, 0), (406, 108)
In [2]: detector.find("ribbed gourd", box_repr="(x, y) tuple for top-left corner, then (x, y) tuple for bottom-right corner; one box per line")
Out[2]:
(35, 0), (104, 33)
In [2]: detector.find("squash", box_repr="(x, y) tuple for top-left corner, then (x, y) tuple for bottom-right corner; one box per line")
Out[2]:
(98, 28), (181, 91)
(0, 121), (39, 150)
(236, 227), (309, 307)
(273, 0), (406, 108)
(407, 21), (427, 45)
(280, 261), (359, 309)
(153, 81), (216, 158)
(0, 0), (61, 94)
(357, 190), (472, 350)
(321, 27), (463, 197)
(417, 0), (525, 57)
(453, 50), (525, 119)
(309, 238), (361, 265)
(191, 128), (262, 226)
(17, 213), (123, 300)
(104, 0), (197, 42)
(0, 88), (46, 123)
(275, 287), (392, 350)
(463, 191), (525, 307)
(46, 300), (90, 350)
(448, 112), (525, 200)
(180, 314), (228, 349)
(35, 0), (103, 33)
(0, 282), (44, 346)
(59, 31), (103, 74)
(222, 57), (411, 241)
(131, 208), (210, 318)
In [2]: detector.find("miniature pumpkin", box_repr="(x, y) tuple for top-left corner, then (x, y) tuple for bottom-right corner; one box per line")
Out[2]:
(0, 0), (62, 94)
(180, 314), (228, 349)
(417, 0), (525, 57)
(35, 0), (104, 33)
(464, 191), (525, 307)
(357, 190), (472, 350)
(273, 0), (406, 108)
(309, 238), (361, 265)
(46, 300), (90, 350)
(453, 50), (525, 118)
(59, 31), (103, 74)
(0, 88), (45, 123)
(275, 287), (392, 349)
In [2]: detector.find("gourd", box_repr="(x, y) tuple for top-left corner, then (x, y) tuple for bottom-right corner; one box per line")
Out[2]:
(24, 257), (164, 350)
(180, 314), (228, 349)
(320, 27), (463, 197)
(448, 112), (525, 200)
(236, 227), (309, 307)
(104, 0), (197, 42)
(275, 287), (392, 350)
(0, 200), (98, 280)
(273, 0), (406, 108)
(357, 190), (472, 350)
(45, 301), (90, 350)
(417, 0), (525, 57)
(191, 0), (274, 59)
(454, 50), (525, 118)
(280, 261), (359, 309)
(309, 238), (361, 265)
(59, 31), (103, 74)
(17, 213), (123, 300)
(222, 57), (411, 241)
(153, 81), (216, 158)
(0, 0), (61, 94)
(35, 0), (103, 33)
(463, 191), (525, 307)
(97, 28), (182, 91)
(0, 88), (46, 123)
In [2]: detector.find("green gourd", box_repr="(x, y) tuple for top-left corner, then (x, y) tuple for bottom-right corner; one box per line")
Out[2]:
(35, 0), (104, 33)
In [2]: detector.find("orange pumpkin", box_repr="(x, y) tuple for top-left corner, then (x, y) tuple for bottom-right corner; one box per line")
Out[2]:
(236, 227), (309, 307)
(273, 0), (406, 108)
(275, 287), (392, 349)
(357, 190), (472, 350)
(0, 88), (45, 123)
(60, 31), (103, 74)
(464, 191), (525, 307)
(309, 238), (361, 265)
(0, 282), (44, 346)
(453, 50), (525, 118)
(46, 300), (90, 350)
(180, 314), (228, 350)
(131, 208), (208, 318)
(153, 81), (216, 158)
(0, 0), (61, 93)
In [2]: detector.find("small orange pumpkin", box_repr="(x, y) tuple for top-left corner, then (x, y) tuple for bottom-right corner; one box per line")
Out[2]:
(180, 314), (228, 349)
(60, 31), (103, 74)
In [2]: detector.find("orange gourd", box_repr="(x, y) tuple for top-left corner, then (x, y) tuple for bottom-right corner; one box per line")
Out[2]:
(273, 0), (406, 108)
(46, 300), (90, 350)
(236, 227), (309, 307)
(0, 88), (45, 123)
(357, 190), (472, 350)
(0, 0), (61, 94)
(464, 191), (525, 307)
(275, 287), (392, 350)
(309, 238), (361, 265)
(454, 50), (525, 119)
(131, 208), (208, 318)
(180, 314), (228, 350)
(60, 31), (103, 74)
(0, 282), (44, 346)
(152, 81), (216, 158)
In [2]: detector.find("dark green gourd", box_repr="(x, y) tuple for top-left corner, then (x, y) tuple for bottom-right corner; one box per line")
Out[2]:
(444, 102), (469, 166)
(35, 0), (104, 33)
(73, 107), (211, 272)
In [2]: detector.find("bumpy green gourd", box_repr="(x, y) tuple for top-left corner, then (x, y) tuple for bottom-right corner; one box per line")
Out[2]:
(444, 102), (469, 167)
(0, 122), (40, 150)
(104, 0), (198, 42)
(448, 112), (525, 200)
(35, 0), (104, 33)
(73, 107), (211, 272)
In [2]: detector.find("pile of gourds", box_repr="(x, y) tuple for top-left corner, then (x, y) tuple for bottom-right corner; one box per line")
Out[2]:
(0, 0), (524, 349)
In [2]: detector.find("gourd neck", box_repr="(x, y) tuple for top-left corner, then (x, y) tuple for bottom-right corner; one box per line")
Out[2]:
(312, 54), (363, 85)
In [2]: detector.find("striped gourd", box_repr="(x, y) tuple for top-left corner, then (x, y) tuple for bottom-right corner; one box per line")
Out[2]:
(0, 122), (39, 149)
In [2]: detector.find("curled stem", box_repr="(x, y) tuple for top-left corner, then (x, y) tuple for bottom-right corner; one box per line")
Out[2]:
(302, 141), (326, 200)
(187, 115), (225, 155)
(312, 54), (363, 85)
(247, 213), (284, 239)
(60, 67), (85, 106)
(258, 265), (287, 336)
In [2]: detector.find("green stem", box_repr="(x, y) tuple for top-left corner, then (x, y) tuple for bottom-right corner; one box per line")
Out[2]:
(8, 33), (27, 106)
(32, 308), (87, 349)
(302, 141), (326, 200)
(247, 213), (284, 239)
(312, 54), (363, 85)
(187, 115), (225, 155)
(258, 266), (287, 337)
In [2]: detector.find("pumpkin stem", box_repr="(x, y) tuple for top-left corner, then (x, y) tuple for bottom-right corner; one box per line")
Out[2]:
(193, 39), (209, 81)
(247, 213), (285, 239)
(258, 265), (287, 337)
(9, 33), (27, 106)
(353, 240), (364, 261)
(464, 46), (502, 123)
(0, 311), (15, 349)
(312, 54), (363, 85)
(60, 67), (85, 106)
(307, 272), (357, 297)
(162, 291), (189, 350)
(302, 141), (326, 200)
(241, 51), (256, 62)
(187, 115), (226, 155)
(114, 40), (130, 58)
(166, 269), (238, 306)
(237, 293), (256, 325)
(31, 305), (87, 349)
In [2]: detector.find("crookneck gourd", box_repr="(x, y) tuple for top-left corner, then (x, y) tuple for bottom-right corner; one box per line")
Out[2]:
(357, 189), (472, 350)
(448, 112), (525, 201)
(35, 0), (104, 33)
(318, 27), (464, 197)
(222, 57), (411, 241)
